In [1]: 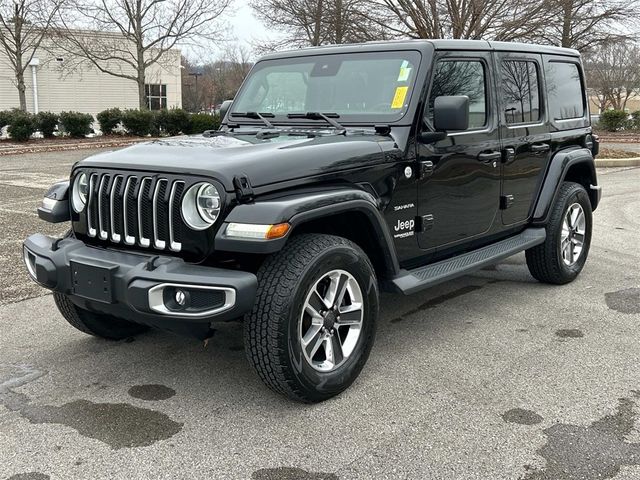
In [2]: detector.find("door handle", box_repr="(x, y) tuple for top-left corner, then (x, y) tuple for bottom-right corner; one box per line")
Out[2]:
(531, 143), (550, 153)
(477, 151), (501, 163)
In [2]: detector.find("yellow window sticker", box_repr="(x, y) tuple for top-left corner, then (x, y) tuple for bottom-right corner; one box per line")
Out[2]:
(391, 86), (408, 109)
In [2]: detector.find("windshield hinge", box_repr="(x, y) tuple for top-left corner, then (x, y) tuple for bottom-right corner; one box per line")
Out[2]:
(233, 175), (254, 203)
(374, 125), (391, 135)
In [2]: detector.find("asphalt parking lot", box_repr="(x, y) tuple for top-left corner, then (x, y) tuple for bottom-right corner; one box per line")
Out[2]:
(1, 149), (639, 480)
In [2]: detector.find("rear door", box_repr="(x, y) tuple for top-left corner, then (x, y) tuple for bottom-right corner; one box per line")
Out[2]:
(495, 52), (551, 226)
(416, 50), (501, 251)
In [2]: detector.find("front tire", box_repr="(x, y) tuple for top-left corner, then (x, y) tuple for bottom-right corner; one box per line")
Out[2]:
(54, 293), (149, 340)
(526, 181), (592, 284)
(244, 234), (379, 403)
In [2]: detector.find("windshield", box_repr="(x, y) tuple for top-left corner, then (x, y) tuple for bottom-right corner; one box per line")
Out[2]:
(231, 51), (422, 124)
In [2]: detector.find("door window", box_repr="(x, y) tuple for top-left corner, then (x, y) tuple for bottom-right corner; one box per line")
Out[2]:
(426, 60), (487, 130)
(545, 62), (585, 120)
(501, 61), (540, 124)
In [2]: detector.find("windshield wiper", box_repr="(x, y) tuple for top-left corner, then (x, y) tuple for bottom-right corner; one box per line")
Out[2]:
(287, 112), (346, 132)
(231, 112), (275, 129)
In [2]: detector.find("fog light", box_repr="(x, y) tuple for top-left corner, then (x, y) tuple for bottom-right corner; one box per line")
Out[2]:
(175, 289), (187, 306)
(148, 283), (236, 317)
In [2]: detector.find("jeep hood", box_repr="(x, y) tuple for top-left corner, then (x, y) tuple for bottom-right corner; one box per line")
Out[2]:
(77, 132), (389, 191)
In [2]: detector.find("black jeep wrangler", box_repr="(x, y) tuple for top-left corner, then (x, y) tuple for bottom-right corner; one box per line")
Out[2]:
(24, 40), (601, 402)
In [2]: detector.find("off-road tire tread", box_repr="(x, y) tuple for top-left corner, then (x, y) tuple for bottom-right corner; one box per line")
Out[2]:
(525, 181), (590, 284)
(244, 234), (375, 402)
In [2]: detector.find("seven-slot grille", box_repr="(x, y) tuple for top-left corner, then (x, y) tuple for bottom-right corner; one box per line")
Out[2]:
(85, 173), (185, 252)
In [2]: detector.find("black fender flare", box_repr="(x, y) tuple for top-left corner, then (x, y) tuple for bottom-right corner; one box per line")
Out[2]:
(214, 186), (400, 276)
(532, 147), (599, 225)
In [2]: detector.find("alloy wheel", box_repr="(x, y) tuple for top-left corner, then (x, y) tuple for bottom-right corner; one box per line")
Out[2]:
(560, 202), (586, 266)
(299, 269), (364, 372)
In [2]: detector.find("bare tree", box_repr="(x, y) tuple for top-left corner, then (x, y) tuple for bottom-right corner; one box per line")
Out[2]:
(250, 0), (389, 50)
(540, 0), (639, 51)
(376, 0), (553, 41)
(207, 46), (252, 105)
(58, 0), (231, 109)
(182, 46), (253, 112)
(0, 0), (64, 111)
(584, 40), (640, 111)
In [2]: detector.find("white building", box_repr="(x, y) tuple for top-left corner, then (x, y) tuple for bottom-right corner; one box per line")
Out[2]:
(0, 30), (182, 117)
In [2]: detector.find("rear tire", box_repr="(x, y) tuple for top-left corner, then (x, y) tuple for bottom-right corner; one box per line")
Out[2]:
(244, 234), (378, 403)
(54, 293), (149, 340)
(526, 181), (592, 284)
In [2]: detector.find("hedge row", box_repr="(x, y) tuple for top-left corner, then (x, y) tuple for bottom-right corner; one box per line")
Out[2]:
(0, 110), (92, 141)
(597, 110), (640, 132)
(101, 109), (220, 136)
(0, 108), (220, 141)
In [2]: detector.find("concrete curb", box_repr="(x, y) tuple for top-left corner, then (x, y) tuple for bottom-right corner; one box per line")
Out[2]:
(595, 157), (640, 167)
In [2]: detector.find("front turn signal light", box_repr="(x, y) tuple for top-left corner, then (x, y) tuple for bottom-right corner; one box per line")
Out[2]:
(265, 223), (290, 239)
(226, 222), (290, 240)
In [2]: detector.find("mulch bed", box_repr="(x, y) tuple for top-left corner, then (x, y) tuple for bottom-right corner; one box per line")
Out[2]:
(0, 136), (149, 156)
(598, 147), (640, 159)
(595, 131), (640, 143)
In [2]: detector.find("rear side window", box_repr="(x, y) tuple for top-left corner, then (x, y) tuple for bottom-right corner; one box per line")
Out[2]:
(502, 61), (540, 124)
(545, 62), (585, 120)
(427, 60), (487, 130)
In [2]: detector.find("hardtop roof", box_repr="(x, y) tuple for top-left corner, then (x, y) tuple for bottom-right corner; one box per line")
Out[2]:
(259, 39), (580, 60)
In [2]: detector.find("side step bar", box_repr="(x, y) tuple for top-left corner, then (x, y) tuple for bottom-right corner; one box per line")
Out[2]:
(390, 228), (546, 295)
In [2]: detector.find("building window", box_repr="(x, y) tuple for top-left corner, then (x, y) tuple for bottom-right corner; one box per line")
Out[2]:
(427, 60), (487, 130)
(146, 84), (167, 110)
(501, 61), (541, 124)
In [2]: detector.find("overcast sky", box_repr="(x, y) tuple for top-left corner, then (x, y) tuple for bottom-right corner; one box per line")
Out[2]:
(208, 0), (282, 61)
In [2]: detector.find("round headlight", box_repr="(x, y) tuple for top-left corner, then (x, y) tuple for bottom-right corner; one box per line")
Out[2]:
(181, 182), (221, 230)
(72, 172), (89, 213)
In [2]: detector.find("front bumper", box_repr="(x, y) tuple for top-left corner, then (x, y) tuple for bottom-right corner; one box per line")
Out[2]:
(23, 234), (257, 335)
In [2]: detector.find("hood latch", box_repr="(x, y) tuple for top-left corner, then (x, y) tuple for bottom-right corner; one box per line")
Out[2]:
(233, 174), (255, 203)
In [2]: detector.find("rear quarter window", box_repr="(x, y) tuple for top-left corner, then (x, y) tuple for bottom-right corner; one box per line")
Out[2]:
(545, 61), (585, 121)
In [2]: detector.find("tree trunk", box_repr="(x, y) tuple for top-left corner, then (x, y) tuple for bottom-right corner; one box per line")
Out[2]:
(560, 0), (573, 48)
(138, 71), (146, 109)
(13, 5), (27, 112)
(16, 62), (27, 112)
(312, 0), (324, 46)
(137, 48), (146, 109)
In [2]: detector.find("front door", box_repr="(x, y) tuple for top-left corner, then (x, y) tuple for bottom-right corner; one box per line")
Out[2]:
(416, 51), (501, 251)
(495, 52), (551, 225)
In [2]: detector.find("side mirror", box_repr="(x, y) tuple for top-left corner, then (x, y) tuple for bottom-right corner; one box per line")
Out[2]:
(219, 100), (233, 122)
(433, 95), (469, 131)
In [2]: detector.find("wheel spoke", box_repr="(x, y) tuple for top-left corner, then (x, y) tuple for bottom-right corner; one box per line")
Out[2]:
(325, 272), (348, 308)
(562, 241), (571, 263)
(338, 302), (363, 325)
(304, 326), (325, 359)
(304, 302), (324, 323)
(308, 289), (330, 313)
(573, 232), (585, 244)
(567, 242), (574, 263)
(326, 333), (344, 366)
(561, 220), (570, 239)
(570, 205), (580, 228)
(575, 209), (585, 229)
